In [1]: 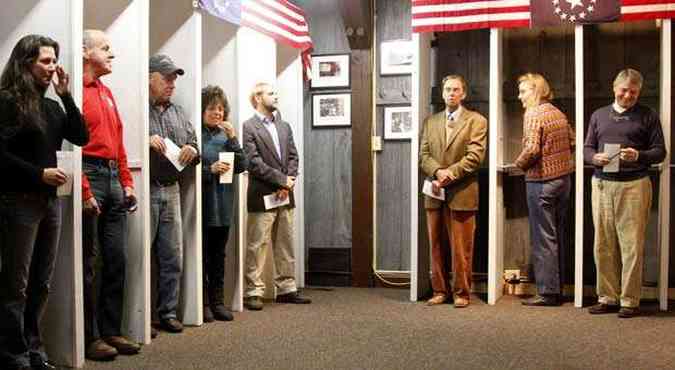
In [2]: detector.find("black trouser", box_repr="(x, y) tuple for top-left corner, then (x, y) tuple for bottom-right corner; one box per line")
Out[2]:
(202, 226), (230, 306)
(82, 161), (128, 343)
(0, 193), (61, 368)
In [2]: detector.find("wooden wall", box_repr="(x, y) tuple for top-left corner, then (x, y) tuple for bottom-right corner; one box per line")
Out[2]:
(298, 0), (357, 286)
(300, 1), (674, 289)
(433, 30), (491, 276)
(375, 0), (412, 271)
(500, 26), (576, 283)
(582, 21), (662, 286)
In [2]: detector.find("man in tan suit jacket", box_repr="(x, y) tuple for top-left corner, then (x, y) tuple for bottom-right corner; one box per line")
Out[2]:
(419, 75), (487, 307)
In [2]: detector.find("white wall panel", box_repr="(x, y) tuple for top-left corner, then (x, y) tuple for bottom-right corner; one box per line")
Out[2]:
(84, 0), (151, 343)
(0, 0), (84, 367)
(201, 13), (242, 311)
(236, 27), (276, 301)
(276, 44), (305, 288)
(150, 0), (203, 326)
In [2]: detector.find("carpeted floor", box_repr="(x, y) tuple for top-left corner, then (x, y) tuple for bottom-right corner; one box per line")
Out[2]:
(82, 288), (675, 370)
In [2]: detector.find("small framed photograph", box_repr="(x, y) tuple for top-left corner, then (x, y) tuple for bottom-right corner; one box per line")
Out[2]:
(310, 53), (350, 89)
(384, 106), (413, 140)
(380, 40), (413, 75)
(312, 93), (351, 127)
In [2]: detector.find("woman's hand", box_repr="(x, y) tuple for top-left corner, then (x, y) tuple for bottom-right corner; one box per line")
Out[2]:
(210, 161), (232, 175)
(218, 121), (236, 139)
(52, 65), (70, 96)
(42, 168), (67, 186)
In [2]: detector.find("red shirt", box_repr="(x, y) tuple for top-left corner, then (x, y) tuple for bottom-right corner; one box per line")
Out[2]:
(82, 76), (133, 200)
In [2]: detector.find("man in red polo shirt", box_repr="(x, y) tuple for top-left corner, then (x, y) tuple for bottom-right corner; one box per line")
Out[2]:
(81, 29), (140, 361)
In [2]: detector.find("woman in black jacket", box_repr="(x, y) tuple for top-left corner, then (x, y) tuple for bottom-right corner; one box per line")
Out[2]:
(0, 34), (89, 370)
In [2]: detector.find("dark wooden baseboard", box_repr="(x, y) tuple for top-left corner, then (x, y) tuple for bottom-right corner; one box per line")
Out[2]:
(307, 247), (352, 286)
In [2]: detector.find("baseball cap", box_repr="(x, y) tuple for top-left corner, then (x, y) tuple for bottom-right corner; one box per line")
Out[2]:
(149, 54), (184, 76)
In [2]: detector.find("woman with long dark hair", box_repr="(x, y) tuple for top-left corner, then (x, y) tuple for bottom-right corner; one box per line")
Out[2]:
(200, 85), (247, 322)
(0, 34), (89, 370)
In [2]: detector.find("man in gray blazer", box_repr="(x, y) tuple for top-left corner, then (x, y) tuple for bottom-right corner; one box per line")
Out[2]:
(242, 82), (311, 310)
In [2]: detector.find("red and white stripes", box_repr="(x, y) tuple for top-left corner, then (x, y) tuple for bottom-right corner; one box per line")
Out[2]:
(241, 0), (313, 79)
(412, 0), (530, 33)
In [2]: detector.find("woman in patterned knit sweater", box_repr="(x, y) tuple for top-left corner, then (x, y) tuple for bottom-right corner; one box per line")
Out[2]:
(514, 73), (575, 307)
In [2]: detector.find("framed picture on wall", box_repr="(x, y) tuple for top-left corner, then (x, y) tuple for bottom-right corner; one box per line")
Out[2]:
(310, 53), (350, 89)
(384, 106), (413, 140)
(312, 93), (351, 127)
(380, 40), (413, 75)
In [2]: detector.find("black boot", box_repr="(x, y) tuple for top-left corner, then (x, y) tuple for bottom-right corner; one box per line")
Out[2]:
(209, 284), (233, 321)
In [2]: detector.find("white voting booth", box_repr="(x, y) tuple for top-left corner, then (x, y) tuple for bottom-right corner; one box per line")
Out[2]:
(410, 23), (671, 310)
(83, 0), (151, 345)
(202, 7), (306, 309)
(201, 11), (242, 311)
(149, 0), (203, 326)
(0, 0), (85, 367)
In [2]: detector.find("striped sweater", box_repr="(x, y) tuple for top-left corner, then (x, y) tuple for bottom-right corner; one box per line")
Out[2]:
(514, 102), (574, 181)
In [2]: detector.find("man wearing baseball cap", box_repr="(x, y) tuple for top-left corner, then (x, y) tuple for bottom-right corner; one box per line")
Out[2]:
(148, 54), (199, 333)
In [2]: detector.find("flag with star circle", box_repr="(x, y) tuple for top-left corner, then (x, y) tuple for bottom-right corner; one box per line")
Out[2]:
(531, 0), (620, 27)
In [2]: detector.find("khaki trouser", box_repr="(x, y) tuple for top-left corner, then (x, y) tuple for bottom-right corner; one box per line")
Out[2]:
(591, 176), (652, 308)
(245, 207), (296, 298)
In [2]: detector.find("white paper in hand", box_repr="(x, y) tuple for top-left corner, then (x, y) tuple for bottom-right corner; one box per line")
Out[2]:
(422, 179), (445, 200)
(219, 152), (235, 184)
(603, 143), (621, 173)
(163, 137), (186, 172)
(56, 151), (73, 197)
(264, 193), (290, 210)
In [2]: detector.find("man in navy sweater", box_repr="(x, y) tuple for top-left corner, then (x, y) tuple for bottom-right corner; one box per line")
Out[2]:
(583, 69), (666, 318)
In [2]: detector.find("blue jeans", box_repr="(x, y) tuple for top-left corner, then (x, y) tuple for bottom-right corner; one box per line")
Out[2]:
(526, 175), (571, 295)
(150, 183), (183, 320)
(0, 193), (61, 368)
(82, 162), (128, 343)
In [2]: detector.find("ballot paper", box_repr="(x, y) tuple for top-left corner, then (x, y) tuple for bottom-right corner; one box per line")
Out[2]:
(163, 137), (186, 172)
(219, 152), (235, 184)
(56, 151), (73, 197)
(603, 143), (621, 173)
(422, 178), (445, 201)
(264, 193), (290, 210)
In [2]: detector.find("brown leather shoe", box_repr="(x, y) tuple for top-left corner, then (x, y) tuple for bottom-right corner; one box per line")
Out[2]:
(159, 318), (184, 333)
(453, 297), (469, 308)
(618, 306), (640, 318)
(588, 303), (620, 315)
(426, 294), (447, 306)
(86, 339), (118, 361)
(103, 336), (141, 355)
(276, 291), (311, 304)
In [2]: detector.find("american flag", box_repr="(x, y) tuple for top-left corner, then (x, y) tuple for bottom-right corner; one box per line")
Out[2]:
(199, 0), (313, 80)
(411, 0), (531, 33)
(621, 0), (675, 22)
(412, 0), (675, 33)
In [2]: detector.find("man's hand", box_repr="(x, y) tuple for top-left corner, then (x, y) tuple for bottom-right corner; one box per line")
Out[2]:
(150, 135), (166, 154)
(52, 65), (70, 96)
(435, 168), (454, 187)
(592, 153), (610, 166)
(620, 147), (639, 162)
(218, 121), (236, 139)
(84, 196), (101, 216)
(276, 188), (289, 201)
(431, 180), (442, 196)
(285, 176), (296, 189)
(124, 187), (138, 213)
(42, 168), (67, 186)
(178, 145), (197, 165)
(210, 161), (232, 175)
